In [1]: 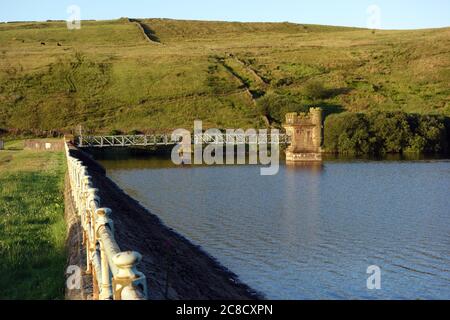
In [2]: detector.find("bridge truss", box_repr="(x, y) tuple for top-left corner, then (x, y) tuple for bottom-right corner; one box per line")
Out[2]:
(77, 133), (291, 148)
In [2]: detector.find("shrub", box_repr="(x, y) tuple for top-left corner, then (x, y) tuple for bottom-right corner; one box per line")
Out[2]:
(324, 113), (372, 154)
(276, 77), (294, 87)
(324, 111), (449, 155)
(256, 94), (308, 124)
(368, 111), (412, 153)
(405, 135), (427, 153)
(415, 115), (447, 153)
(109, 129), (122, 135)
(304, 81), (329, 100)
(129, 129), (143, 135)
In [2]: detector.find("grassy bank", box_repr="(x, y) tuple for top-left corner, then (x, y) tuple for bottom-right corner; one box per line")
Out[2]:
(0, 19), (449, 132)
(0, 141), (66, 299)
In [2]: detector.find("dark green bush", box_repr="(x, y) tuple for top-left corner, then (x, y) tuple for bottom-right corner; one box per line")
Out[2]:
(129, 129), (143, 135)
(256, 94), (308, 124)
(369, 112), (412, 153)
(109, 129), (122, 135)
(276, 77), (294, 87)
(324, 111), (448, 155)
(415, 115), (447, 153)
(304, 81), (329, 100)
(324, 113), (372, 155)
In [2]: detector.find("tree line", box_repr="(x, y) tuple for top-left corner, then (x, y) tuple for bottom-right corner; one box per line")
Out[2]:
(323, 111), (449, 155)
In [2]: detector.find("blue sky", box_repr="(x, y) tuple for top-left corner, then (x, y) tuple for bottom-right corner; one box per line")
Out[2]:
(0, 0), (449, 29)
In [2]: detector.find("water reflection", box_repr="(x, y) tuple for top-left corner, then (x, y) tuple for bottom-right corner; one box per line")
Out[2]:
(283, 162), (322, 250)
(285, 161), (324, 173)
(94, 152), (450, 300)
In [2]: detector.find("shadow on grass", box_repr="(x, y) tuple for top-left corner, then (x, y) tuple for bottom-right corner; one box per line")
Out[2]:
(130, 19), (161, 43)
(326, 87), (353, 98)
(303, 102), (345, 121)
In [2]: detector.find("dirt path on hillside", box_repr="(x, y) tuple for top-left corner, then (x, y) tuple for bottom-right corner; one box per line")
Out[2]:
(129, 19), (162, 44)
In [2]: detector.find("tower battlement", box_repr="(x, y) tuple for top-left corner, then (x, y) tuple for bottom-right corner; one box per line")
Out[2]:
(283, 108), (322, 162)
(285, 108), (322, 126)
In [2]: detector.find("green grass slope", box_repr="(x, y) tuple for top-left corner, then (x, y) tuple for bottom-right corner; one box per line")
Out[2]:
(0, 18), (449, 133)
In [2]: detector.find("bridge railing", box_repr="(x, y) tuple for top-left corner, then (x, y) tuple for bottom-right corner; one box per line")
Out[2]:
(77, 132), (290, 148)
(64, 140), (148, 300)
(78, 135), (175, 147)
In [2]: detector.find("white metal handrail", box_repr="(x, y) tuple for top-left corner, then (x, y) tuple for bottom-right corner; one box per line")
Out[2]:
(64, 139), (148, 300)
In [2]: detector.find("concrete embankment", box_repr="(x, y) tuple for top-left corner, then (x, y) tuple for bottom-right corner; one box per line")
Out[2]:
(65, 145), (262, 300)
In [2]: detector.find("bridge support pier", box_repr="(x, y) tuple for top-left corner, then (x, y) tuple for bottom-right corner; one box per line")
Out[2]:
(283, 108), (323, 162)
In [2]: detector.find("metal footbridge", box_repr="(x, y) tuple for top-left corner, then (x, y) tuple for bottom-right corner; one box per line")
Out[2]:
(76, 133), (290, 148)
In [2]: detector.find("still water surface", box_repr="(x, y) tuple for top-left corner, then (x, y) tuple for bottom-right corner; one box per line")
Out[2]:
(97, 155), (450, 299)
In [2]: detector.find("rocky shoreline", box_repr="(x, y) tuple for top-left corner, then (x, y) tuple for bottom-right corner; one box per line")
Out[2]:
(66, 145), (262, 300)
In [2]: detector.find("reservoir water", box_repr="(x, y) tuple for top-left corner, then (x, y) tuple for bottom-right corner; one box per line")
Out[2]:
(96, 154), (450, 300)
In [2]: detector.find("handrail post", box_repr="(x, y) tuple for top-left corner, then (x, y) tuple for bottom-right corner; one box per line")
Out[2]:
(112, 251), (148, 300)
(95, 208), (114, 300)
(82, 176), (93, 274)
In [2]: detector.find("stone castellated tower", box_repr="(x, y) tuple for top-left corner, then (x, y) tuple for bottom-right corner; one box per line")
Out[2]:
(283, 108), (322, 162)
(310, 107), (322, 150)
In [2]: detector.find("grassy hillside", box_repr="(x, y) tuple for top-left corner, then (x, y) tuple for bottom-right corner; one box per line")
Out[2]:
(0, 18), (449, 133)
